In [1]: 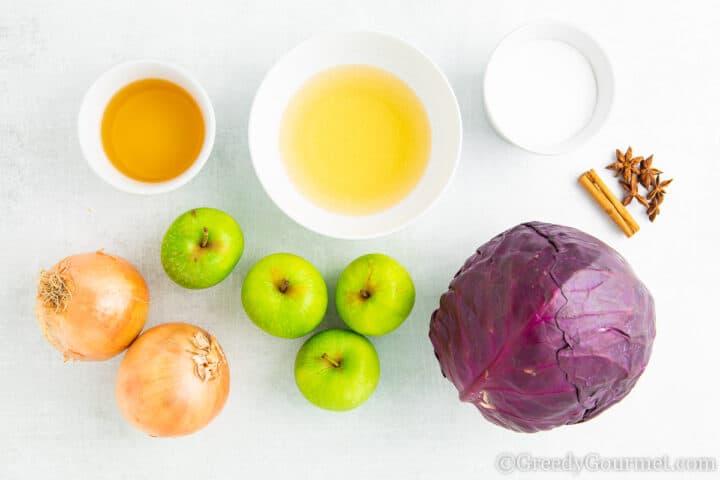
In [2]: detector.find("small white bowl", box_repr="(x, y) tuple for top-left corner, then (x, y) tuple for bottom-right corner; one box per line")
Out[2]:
(78, 60), (216, 195)
(483, 21), (614, 155)
(248, 32), (462, 239)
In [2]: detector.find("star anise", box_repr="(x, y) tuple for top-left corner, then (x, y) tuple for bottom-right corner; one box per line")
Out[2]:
(620, 175), (649, 207)
(647, 201), (661, 222)
(645, 175), (672, 222)
(638, 154), (662, 189)
(647, 175), (672, 202)
(607, 146), (642, 183)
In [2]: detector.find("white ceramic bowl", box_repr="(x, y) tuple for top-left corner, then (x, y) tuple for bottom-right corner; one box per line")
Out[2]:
(483, 21), (614, 155)
(248, 32), (462, 239)
(78, 60), (216, 194)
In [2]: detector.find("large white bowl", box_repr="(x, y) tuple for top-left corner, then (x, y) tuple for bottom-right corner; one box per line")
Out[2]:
(248, 32), (462, 239)
(78, 60), (216, 195)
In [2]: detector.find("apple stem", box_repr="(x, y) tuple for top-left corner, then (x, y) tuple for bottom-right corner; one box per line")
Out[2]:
(321, 353), (341, 368)
(200, 227), (209, 248)
(360, 289), (371, 300)
(278, 279), (290, 294)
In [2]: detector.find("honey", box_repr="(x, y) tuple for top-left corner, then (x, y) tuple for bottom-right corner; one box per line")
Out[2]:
(101, 78), (205, 182)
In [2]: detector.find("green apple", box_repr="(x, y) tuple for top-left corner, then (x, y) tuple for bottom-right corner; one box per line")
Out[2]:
(335, 253), (415, 336)
(294, 329), (380, 411)
(160, 207), (244, 289)
(241, 253), (327, 338)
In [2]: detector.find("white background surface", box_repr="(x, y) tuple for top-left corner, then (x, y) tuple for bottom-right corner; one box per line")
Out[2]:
(1, 1), (719, 479)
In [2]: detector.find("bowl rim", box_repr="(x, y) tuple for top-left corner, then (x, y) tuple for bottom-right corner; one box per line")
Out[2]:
(77, 59), (216, 195)
(248, 30), (463, 239)
(483, 20), (614, 155)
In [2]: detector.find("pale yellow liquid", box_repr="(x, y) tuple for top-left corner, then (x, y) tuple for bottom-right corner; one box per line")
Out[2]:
(280, 65), (431, 215)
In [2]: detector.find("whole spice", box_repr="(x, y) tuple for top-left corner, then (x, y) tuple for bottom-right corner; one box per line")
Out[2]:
(620, 174), (649, 208)
(578, 169), (639, 237)
(607, 146), (642, 183)
(646, 175), (673, 222)
(647, 175), (672, 202)
(609, 146), (673, 222)
(638, 155), (662, 189)
(647, 201), (660, 222)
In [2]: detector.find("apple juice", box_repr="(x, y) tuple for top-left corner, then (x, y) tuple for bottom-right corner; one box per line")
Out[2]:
(280, 65), (431, 215)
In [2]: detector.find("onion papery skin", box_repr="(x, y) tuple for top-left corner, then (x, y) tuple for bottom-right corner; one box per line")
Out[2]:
(115, 323), (230, 437)
(35, 251), (149, 361)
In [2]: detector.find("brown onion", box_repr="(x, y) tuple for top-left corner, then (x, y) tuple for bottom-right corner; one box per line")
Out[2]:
(35, 251), (149, 361)
(115, 323), (230, 437)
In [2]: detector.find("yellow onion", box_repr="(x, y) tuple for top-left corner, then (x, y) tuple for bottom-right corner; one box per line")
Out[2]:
(115, 323), (230, 437)
(35, 251), (149, 361)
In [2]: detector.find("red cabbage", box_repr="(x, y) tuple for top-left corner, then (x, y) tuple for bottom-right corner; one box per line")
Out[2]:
(430, 222), (655, 432)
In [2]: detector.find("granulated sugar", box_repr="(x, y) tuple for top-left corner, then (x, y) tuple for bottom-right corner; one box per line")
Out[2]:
(484, 39), (598, 150)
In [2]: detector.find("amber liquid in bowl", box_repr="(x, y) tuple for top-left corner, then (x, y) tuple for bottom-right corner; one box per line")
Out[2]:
(101, 78), (205, 183)
(280, 65), (431, 215)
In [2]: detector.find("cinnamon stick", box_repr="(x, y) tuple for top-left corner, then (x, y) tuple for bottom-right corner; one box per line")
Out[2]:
(579, 169), (639, 237)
